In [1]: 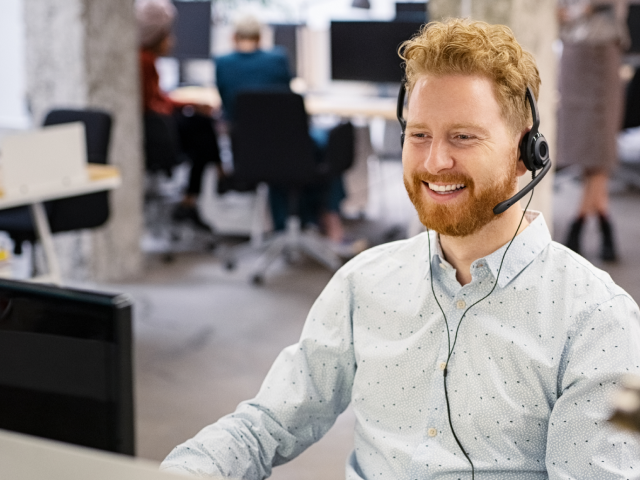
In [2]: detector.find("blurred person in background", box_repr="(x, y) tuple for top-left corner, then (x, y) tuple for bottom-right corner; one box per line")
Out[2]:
(216, 15), (359, 255)
(137, 0), (225, 230)
(558, 0), (629, 261)
(215, 15), (291, 125)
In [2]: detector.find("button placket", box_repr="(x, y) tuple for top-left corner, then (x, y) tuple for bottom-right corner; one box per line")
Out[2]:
(423, 308), (453, 443)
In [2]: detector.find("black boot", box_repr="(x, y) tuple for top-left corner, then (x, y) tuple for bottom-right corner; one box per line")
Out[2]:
(565, 216), (584, 254)
(599, 214), (618, 262)
(172, 204), (212, 232)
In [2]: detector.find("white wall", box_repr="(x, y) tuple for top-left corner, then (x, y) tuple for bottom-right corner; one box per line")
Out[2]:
(0, 0), (30, 129)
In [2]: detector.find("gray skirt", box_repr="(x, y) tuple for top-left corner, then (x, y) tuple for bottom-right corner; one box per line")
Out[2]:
(557, 42), (622, 172)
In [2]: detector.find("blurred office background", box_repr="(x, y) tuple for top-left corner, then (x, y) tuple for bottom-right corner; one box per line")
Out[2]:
(2, 1), (640, 479)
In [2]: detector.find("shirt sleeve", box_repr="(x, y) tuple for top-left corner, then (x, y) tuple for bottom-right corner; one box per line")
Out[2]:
(160, 269), (356, 479)
(545, 294), (640, 479)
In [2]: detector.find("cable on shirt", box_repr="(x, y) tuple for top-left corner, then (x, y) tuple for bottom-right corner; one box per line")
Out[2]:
(426, 174), (537, 480)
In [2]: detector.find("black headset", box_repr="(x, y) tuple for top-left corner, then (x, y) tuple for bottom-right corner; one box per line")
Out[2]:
(396, 83), (552, 215)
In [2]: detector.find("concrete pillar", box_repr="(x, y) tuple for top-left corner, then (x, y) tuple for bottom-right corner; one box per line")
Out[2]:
(23, 0), (144, 281)
(428, 0), (558, 229)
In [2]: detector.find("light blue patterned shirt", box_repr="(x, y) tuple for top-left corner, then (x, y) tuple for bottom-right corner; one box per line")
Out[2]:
(162, 211), (640, 479)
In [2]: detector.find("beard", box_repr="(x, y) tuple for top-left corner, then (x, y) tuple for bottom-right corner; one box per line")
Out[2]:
(404, 164), (518, 237)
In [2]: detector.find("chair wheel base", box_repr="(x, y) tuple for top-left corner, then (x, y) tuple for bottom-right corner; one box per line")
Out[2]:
(251, 274), (264, 285)
(224, 260), (236, 271)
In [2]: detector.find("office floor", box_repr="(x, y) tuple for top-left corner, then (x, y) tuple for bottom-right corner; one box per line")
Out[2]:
(103, 163), (640, 479)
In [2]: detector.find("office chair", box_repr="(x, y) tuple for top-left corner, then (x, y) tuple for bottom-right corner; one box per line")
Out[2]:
(0, 109), (112, 268)
(142, 111), (219, 263)
(225, 91), (355, 284)
(0, 279), (134, 454)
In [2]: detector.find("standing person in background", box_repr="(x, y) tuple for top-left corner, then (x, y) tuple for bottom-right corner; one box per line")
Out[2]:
(558, 0), (629, 261)
(215, 15), (358, 254)
(137, 0), (225, 231)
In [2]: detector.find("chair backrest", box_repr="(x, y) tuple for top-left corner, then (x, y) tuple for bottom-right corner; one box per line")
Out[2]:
(231, 91), (317, 187)
(43, 110), (112, 164)
(42, 109), (113, 233)
(319, 121), (355, 179)
(0, 279), (134, 455)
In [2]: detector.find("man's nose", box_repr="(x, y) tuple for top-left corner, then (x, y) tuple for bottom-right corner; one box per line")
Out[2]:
(424, 138), (454, 174)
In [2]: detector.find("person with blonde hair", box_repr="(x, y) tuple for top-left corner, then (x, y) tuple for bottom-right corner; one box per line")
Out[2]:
(162, 19), (640, 479)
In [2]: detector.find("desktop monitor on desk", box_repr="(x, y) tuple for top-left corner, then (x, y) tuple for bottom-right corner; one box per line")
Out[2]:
(395, 2), (428, 22)
(0, 279), (134, 455)
(272, 24), (299, 77)
(172, 0), (212, 59)
(330, 21), (424, 83)
(628, 4), (640, 53)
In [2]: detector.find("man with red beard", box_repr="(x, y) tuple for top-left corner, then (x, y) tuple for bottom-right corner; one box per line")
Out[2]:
(162, 19), (640, 479)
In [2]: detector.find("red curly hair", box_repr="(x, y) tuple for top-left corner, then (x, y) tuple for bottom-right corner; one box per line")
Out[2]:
(399, 18), (541, 133)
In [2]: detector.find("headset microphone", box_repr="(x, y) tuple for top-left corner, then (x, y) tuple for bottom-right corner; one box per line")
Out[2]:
(396, 84), (552, 215)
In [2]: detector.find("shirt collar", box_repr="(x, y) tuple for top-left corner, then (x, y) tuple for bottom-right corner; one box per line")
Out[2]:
(428, 210), (552, 288)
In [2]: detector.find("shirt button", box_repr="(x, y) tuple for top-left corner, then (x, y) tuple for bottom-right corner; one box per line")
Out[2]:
(477, 263), (484, 268)
(438, 361), (447, 371)
(428, 428), (437, 437)
(456, 300), (466, 309)
(439, 263), (447, 269)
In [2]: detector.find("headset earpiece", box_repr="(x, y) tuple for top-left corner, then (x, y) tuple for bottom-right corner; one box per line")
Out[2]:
(397, 83), (407, 148)
(519, 87), (550, 172)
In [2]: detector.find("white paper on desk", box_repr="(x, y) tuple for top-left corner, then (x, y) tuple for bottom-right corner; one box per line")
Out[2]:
(0, 122), (88, 198)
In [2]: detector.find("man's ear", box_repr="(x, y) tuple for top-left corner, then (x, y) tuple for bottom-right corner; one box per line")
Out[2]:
(516, 127), (531, 177)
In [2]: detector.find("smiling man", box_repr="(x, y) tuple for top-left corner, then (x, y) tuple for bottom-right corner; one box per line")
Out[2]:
(161, 19), (640, 479)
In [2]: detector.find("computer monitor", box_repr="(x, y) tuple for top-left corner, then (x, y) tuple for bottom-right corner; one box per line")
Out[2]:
(395, 2), (428, 22)
(172, 0), (212, 59)
(330, 21), (424, 83)
(272, 24), (299, 77)
(0, 279), (134, 455)
(628, 4), (640, 53)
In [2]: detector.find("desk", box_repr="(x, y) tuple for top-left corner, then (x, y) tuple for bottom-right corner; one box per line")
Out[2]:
(0, 429), (192, 480)
(0, 164), (121, 285)
(169, 86), (399, 120)
(304, 94), (398, 120)
(168, 86), (222, 111)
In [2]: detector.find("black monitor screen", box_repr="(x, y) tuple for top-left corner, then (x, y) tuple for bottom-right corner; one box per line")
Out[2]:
(0, 280), (134, 455)
(395, 2), (427, 22)
(272, 24), (299, 77)
(331, 21), (424, 83)
(172, 1), (212, 59)
(628, 5), (640, 53)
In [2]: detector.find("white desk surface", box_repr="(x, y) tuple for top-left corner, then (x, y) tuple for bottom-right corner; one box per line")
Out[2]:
(169, 86), (399, 120)
(304, 94), (398, 120)
(0, 429), (194, 480)
(0, 164), (121, 210)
